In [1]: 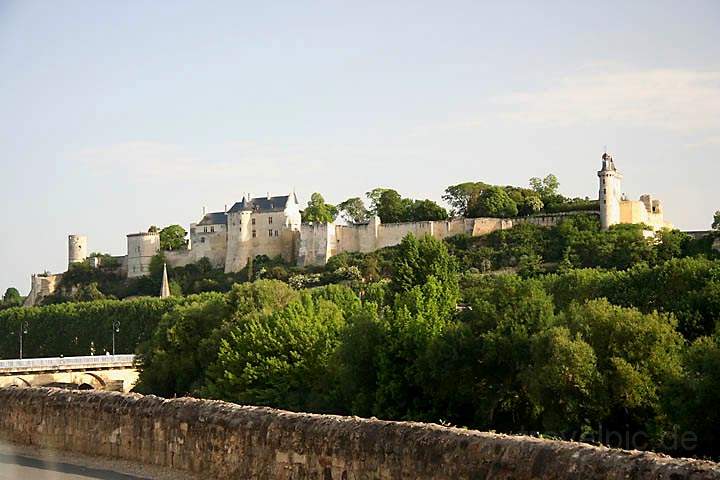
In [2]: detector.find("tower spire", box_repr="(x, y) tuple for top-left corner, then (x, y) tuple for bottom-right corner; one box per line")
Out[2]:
(160, 263), (171, 298)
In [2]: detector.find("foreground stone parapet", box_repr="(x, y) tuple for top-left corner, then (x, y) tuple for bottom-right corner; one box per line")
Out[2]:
(0, 388), (717, 479)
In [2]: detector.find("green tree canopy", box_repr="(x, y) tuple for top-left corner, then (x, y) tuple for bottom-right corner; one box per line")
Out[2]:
(367, 188), (448, 223)
(301, 193), (339, 223)
(407, 199), (449, 221)
(713, 210), (720, 230)
(442, 182), (489, 216)
(529, 174), (560, 201)
(2, 288), (21, 307)
(473, 186), (518, 217)
(337, 197), (370, 224)
(374, 189), (405, 223)
(159, 225), (187, 251)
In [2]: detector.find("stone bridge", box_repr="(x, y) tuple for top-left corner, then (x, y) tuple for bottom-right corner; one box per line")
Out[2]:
(0, 355), (138, 392)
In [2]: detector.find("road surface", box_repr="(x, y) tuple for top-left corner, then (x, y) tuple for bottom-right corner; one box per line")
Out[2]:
(0, 451), (145, 479)
(0, 442), (195, 480)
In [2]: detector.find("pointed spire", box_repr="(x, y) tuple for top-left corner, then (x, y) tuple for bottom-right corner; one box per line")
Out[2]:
(160, 263), (171, 298)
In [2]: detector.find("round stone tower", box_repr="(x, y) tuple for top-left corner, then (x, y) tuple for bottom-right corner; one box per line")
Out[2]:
(68, 235), (88, 267)
(598, 152), (623, 230)
(127, 232), (161, 278)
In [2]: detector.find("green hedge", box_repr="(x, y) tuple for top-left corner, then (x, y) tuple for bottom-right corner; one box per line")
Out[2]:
(0, 297), (186, 359)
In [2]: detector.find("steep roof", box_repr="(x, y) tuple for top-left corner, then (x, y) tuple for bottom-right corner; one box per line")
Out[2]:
(197, 212), (228, 226)
(228, 194), (295, 214)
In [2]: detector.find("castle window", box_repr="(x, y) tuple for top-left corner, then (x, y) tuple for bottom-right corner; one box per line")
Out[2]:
(268, 229), (273, 237)
(200, 237), (205, 243)
(204, 227), (207, 233)
(252, 230), (256, 238)
(269, 216), (273, 224)
(210, 226), (215, 233)
(274, 230), (279, 237)
(603, 188), (606, 195)
(252, 218), (256, 225)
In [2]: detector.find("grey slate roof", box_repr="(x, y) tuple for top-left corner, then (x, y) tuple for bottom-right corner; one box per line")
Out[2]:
(197, 212), (228, 226)
(228, 194), (297, 214)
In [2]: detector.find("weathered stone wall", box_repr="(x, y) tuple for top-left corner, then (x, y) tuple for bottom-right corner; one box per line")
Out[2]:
(163, 249), (195, 269)
(126, 232), (161, 278)
(297, 213), (597, 267)
(0, 388), (717, 480)
(22, 273), (63, 307)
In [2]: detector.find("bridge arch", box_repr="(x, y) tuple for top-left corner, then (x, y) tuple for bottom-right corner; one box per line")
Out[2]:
(70, 372), (106, 390)
(0, 376), (32, 388)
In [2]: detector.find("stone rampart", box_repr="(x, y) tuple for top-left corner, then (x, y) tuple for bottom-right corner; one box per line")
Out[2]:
(298, 212), (599, 267)
(0, 388), (717, 479)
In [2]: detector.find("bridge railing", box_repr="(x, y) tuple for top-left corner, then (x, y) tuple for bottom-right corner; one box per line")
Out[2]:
(0, 355), (136, 374)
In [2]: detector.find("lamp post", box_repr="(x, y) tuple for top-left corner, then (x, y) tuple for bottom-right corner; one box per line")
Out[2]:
(19, 321), (28, 360)
(112, 320), (120, 355)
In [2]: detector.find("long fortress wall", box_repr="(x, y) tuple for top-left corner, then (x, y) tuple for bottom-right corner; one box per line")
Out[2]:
(298, 212), (596, 267)
(0, 388), (716, 480)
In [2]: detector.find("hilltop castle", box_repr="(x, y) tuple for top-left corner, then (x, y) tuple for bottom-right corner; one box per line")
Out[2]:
(24, 153), (674, 305)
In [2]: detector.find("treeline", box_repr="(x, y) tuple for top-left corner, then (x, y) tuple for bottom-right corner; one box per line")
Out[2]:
(301, 174), (598, 225)
(128, 236), (720, 459)
(0, 295), (211, 358)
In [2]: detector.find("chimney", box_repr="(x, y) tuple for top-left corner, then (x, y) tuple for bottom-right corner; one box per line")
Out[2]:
(202, 206), (206, 216)
(224, 204), (228, 213)
(267, 191), (271, 200)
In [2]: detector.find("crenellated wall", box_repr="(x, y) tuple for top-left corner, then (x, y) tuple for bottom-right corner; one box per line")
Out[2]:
(0, 388), (716, 480)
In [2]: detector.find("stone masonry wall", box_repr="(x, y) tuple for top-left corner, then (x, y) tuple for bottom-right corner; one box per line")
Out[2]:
(0, 388), (717, 480)
(297, 212), (599, 267)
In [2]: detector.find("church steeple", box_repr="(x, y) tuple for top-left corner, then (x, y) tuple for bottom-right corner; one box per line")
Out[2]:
(160, 263), (171, 298)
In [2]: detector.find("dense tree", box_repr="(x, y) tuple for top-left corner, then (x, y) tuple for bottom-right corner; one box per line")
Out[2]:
(374, 189), (406, 223)
(473, 186), (518, 218)
(665, 334), (720, 458)
(366, 188), (391, 214)
(442, 182), (488, 217)
(524, 326), (598, 432)
(337, 197), (370, 224)
(2, 288), (22, 308)
(390, 234), (459, 301)
(505, 186), (544, 216)
(561, 299), (683, 448)
(529, 174), (560, 202)
(407, 199), (448, 221)
(366, 188), (448, 223)
(136, 280), (297, 397)
(159, 225), (187, 251)
(713, 210), (720, 230)
(203, 290), (348, 412)
(302, 193), (339, 223)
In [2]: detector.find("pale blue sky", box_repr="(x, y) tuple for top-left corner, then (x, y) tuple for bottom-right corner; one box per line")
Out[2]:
(1, 0), (719, 294)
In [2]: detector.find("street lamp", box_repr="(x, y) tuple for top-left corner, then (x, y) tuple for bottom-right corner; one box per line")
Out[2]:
(19, 321), (28, 360)
(112, 320), (120, 355)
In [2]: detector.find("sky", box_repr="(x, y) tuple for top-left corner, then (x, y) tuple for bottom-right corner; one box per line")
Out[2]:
(1, 0), (719, 295)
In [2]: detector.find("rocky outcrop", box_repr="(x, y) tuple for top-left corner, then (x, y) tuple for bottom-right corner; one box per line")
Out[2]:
(0, 387), (717, 479)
